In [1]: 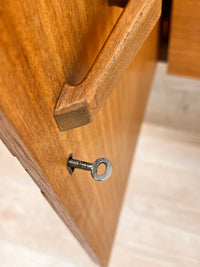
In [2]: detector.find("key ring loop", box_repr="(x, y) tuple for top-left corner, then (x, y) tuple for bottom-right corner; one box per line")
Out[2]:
(91, 158), (112, 181)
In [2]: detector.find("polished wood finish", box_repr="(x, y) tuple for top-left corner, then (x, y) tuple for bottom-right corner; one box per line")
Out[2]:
(168, 0), (200, 78)
(54, 0), (161, 131)
(0, 0), (159, 265)
(108, 0), (128, 8)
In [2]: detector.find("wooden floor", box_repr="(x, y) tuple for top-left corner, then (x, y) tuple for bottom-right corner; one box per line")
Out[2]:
(1, 63), (200, 266)
(145, 63), (200, 135)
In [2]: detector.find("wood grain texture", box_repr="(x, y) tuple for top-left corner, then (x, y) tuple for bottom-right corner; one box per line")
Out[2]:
(2, 122), (200, 267)
(54, 0), (161, 131)
(168, 0), (200, 78)
(0, 109), (100, 265)
(0, 0), (159, 265)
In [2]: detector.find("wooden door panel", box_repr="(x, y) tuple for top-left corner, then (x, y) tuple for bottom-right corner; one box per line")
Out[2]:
(168, 0), (200, 78)
(0, 0), (160, 266)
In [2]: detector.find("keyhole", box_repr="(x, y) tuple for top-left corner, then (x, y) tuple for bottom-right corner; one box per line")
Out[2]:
(97, 163), (106, 176)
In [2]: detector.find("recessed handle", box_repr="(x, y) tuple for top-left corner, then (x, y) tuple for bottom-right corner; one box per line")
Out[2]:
(54, 0), (161, 131)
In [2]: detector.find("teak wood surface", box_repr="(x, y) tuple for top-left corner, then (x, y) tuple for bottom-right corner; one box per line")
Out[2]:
(54, 0), (161, 131)
(0, 0), (160, 266)
(168, 0), (200, 78)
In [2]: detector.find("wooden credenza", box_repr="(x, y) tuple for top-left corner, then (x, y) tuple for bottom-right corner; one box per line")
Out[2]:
(0, 1), (161, 266)
(168, 0), (200, 78)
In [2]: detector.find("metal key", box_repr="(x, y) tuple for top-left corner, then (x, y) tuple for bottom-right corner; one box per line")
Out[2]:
(67, 153), (112, 181)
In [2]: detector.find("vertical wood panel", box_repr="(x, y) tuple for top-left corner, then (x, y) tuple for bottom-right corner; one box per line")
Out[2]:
(168, 0), (200, 78)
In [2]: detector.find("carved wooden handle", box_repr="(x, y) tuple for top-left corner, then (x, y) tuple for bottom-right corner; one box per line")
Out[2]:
(54, 0), (161, 131)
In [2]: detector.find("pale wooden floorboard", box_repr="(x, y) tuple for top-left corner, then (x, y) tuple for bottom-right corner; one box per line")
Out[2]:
(145, 62), (200, 135)
(109, 123), (200, 267)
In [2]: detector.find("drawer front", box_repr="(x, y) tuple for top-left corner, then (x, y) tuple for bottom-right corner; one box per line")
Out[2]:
(0, 1), (160, 266)
(168, 0), (200, 78)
